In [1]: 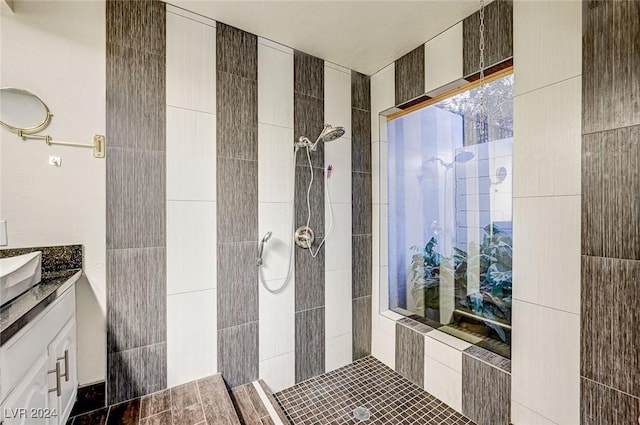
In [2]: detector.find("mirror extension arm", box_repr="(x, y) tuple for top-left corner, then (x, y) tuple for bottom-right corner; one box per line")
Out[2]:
(16, 130), (105, 158)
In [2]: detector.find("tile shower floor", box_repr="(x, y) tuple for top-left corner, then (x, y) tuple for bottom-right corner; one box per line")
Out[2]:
(275, 357), (475, 425)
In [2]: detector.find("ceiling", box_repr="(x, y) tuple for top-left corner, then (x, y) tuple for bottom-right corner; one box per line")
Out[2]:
(168, 1), (482, 75)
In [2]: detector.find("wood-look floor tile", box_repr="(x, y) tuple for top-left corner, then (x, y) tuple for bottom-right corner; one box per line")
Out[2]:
(141, 389), (170, 419)
(71, 408), (109, 425)
(107, 399), (141, 425)
(171, 382), (205, 425)
(231, 386), (262, 425)
(198, 374), (241, 424)
(139, 410), (171, 425)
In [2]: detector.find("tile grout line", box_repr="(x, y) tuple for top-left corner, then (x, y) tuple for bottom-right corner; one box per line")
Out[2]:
(194, 377), (208, 425)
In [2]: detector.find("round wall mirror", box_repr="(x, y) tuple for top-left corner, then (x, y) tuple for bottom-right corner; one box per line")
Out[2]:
(0, 87), (52, 135)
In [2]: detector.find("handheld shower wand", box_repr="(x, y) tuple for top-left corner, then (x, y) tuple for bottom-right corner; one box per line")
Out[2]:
(256, 231), (273, 266)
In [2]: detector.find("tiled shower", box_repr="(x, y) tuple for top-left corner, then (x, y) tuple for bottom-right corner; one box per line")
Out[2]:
(3, 0), (636, 424)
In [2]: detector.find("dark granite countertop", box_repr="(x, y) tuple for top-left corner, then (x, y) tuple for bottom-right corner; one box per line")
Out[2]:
(0, 269), (82, 346)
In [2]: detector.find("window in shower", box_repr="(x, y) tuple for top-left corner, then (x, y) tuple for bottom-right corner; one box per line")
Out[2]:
(387, 72), (513, 358)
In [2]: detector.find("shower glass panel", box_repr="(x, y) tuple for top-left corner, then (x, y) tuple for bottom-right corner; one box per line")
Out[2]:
(387, 73), (513, 357)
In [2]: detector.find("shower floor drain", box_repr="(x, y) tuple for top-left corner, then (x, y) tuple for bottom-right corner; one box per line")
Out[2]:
(353, 407), (371, 421)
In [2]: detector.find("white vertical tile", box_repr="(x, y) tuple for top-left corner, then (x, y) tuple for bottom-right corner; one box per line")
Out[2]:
(424, 356), (463, 413)
(377, 266), (389, 314)
(371, 63), (395, 140)
(511, 300), (580, 425)
(166, 12), (216, 113)
(260, 352), (295, 392)
(379, 204), (388, 267)
(513, 77), (581, 198)
(424, 22), (464, 96)
(513, 0), (582, 96)
(258, 43), (293, 128)
(167, 290), (217, 387)
(324, 63), (352, 136)
(325, 269), (352, 339)
(167, 201), (216, 295)
(258, 124), (295, 203)
(167, 107), (216, 201)
(325, 203), (352, 272)
(513, 196), (580, 314)
(259, 278), (295, 361)
(371, 313), (396, 369)
(512, 401), (559, 425)
(324, 137), (352, 204)
(258, 203), (295, 282)
(325, 333), (352, 372)
(424, 332), (470, 373)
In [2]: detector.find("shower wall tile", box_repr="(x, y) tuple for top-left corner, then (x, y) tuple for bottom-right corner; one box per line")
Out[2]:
(106, 0), (167, 404)
(217, 157), (258, 243)
(461, 353), (511, 425)
(581, 256), (640, 398)
(107, 248), (167, 353)
(106, 147), (166, 249)
(217, 242), (259, 329)
(107, 343), (167, 405)
(294, 93), (325, 168)
(325, 64), (352, 136)
(295, 247), (325, 312)
(218, 322), (259, 388)
(106, 43), (166, 151)
(258, 42), (294, 128)
(216, 22), (257, 80)
(351, 71), (371, 112)
(294, 51), (324, 99)
(581, 126), (640, 260)
(216, 72), (258, 161)
(166, 106), (216, 202)
(352, 172), (372, 235)
(395, 322), (425, 387)
(512, 0), (581, 96)
(324, 138), (352, 205)
(167, 290), (217, 387)
(294, 164), (325, 236)
(582, 0), (640, 135)
(352, 296), (371, 361)
(106, 0), (166, 56)
(581, 378), (640, 425)
(352, 109), (372, 173)
(462, 0), (513, 78)
(295, 308), (325, 382)
(352, 235), (372, 298)
(394, 45), (425, 105)
(166, 11), (216, 113)
(370, 64), (395, 140)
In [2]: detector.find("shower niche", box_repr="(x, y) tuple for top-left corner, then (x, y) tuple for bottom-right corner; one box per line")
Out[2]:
(387, 73), (514, 357)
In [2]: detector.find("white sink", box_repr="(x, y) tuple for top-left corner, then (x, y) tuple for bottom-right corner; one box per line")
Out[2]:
(0, 251), (42, 306)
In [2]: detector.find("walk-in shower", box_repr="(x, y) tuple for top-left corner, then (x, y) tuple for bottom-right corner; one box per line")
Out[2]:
(258, 124), (345, 294)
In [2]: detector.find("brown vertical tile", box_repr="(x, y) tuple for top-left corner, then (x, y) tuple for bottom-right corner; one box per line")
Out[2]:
(395, 45), (425, 105)
(352, 296), (372, 360)
(294, 51), (324, 99)
(216, 158), (258, 244)
(582, 0), (640, 134)
(294, 93), (325, 168)
(352, 235), (372, 298)
(395, 322), (424, 387)
(216, 72), (258, 161)
(581, 378), (640, 425)
(351, 109), (372, 173)
(217, 242), (259, 329)
(216, 22), (258, 80)
(352, 173), (372, 235)
(295, 308), (325, 382)
(462, 353), (510, 425)
(218, 323), (259, 388)
(462, 0), (513, 78)
(107, 344), (167, 405)
(351, 71), (371, 112)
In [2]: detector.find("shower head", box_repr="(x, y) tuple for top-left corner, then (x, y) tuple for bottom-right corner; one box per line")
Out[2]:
(316, 124), (345, 143)
(261, 231), (273, 243)
(455, 151), (474, 163)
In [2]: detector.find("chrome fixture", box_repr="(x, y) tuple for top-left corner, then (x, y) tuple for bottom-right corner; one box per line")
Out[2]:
(294, 226), (315, 249)
(256, 231), (273, 266)
(294, 124), (345, 151)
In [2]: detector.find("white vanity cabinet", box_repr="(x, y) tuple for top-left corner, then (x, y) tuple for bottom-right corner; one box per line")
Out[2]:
(1, 284), (78, 425)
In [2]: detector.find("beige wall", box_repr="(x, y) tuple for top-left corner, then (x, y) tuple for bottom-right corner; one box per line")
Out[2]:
(0, 1), (106, 385)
